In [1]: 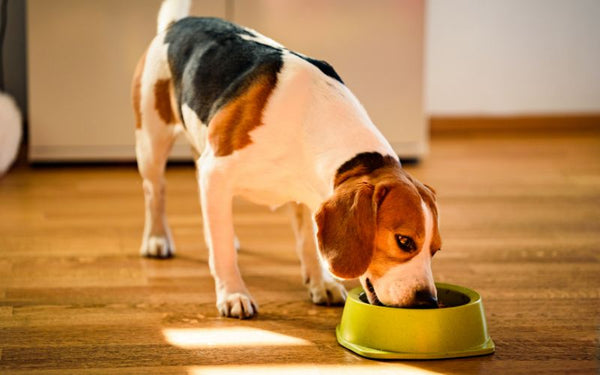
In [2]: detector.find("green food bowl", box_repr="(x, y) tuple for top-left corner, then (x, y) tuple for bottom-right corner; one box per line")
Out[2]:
(336, 282), (495, 360)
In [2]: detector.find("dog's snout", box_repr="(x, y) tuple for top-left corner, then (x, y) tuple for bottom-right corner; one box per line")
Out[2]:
(412, 289), (439, 309)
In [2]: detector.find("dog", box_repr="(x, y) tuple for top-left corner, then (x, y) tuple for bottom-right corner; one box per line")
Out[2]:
(132, 0), (442, 319)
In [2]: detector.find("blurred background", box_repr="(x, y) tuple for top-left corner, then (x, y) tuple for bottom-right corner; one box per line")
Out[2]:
(2, 0), (599, 165)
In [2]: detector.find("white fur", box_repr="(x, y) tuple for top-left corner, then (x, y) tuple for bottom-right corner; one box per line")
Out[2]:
(180, 103), (206, 153)
(239, 30), (285, 50)
(188, 53), (396, 317)
(0, 93), (22, 176)
(135, 37), (181, 258)
(361, 200), (436, 306)
(197, 151), (261, 317)
(136, 21), (398, 317)
(157, 0), (191, 34)
(208, 52), (396, 211)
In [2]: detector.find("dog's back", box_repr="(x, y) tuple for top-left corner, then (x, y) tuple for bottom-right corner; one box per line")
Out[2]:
(165, 18), (284, 128)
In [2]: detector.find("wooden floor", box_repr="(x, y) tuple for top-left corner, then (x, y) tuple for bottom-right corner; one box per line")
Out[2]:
(1, 131), (599, 374)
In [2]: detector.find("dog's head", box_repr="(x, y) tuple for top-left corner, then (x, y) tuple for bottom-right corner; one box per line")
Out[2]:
(315, 161), (441, 308)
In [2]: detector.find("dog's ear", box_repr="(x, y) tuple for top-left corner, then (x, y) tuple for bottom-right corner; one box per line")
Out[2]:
(422, 183), (437, 201)
(416, 182), (442, 251)
(315, 182), (377, 279)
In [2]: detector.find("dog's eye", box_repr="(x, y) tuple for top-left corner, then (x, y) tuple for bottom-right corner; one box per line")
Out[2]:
(395, 235), (417, 253)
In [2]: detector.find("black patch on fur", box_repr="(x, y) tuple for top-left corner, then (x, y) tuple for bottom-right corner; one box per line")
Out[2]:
(164, 17), (283, 125)
(164, 17), (346, 126)
(336, 152), (398, 177)
(292, 52), (344, 84)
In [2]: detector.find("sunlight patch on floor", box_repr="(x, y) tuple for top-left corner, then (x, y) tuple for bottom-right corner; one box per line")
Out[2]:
(163, 327), (312, 348)
(187, 364), (442, 375)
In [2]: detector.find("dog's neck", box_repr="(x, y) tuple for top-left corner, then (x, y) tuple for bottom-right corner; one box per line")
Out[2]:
(295, 66), (397, 209)
(252, 53), (397, 211)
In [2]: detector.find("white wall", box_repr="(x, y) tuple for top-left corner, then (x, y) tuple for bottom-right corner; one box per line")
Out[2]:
(425, 0), (600, 116)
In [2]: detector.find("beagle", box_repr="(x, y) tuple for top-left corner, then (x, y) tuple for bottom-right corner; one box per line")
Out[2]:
(132, 0), (442, 319)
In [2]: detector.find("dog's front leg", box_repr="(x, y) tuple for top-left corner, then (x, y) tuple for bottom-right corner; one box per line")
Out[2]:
(288, 203), (347, 305)
(198, 159), (257, 319)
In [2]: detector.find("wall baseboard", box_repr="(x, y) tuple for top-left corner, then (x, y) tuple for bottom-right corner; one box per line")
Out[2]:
(29, 143), (194, 163)
(430, 114), (600, 136)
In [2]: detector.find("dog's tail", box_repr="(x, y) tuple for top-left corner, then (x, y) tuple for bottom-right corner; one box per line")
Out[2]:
(157, 0), (191, 34)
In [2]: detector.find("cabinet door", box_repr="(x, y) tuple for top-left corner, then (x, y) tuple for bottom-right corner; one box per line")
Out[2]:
(233, 0), (426, 158)
(27, 0), (226, 161)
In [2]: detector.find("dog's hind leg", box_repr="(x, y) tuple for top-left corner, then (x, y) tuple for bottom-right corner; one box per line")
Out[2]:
(288, 203), (347, 305)
(135, 126), (177, 259)
(132, 39), (180, 258)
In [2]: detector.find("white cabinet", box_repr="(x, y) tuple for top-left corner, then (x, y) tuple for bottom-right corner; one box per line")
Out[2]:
(27, 0), (426, 161)
(27, 0), (226, 161)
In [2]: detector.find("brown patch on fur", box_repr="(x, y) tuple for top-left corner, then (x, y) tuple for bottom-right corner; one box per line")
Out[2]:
(316, 159), (442, 280)
(208, 72), (277, 157)
(131, 50), (147, 129)
(315, 182), (376, 279)
(154, 79), (178, 125)
(369, 170), (441, 279)
(369, 180), (426, 279)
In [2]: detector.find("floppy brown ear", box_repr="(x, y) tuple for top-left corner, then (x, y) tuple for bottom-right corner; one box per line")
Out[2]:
(314, 183), (376, 279)
(422, 184), (437, 201)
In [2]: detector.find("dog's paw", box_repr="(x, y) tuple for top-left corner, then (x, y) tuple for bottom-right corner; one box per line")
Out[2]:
(140, 235), (175, 258)
(309, 279), (347, 306)
(217, 292), (258, 319)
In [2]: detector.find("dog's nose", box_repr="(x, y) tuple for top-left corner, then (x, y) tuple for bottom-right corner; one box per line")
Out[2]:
(412, 289), (439, 309)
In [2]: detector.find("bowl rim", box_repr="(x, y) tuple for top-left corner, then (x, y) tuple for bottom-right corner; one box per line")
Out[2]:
(350, 282), (482, 311)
